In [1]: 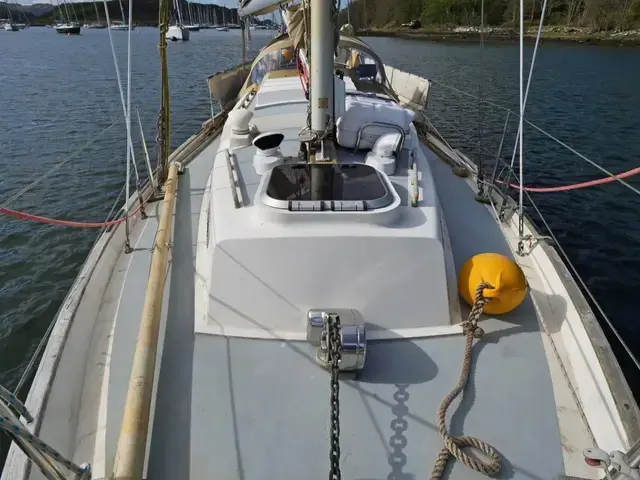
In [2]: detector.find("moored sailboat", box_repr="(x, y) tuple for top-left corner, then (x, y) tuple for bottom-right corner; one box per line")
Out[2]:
(1, 0), (639, 479)
(84, 1), (107, 28)
(166, 0), (189, 40)
(2, 3), (20, 31)
(53, 0), (80, 34)
(110, 0), (134, 30)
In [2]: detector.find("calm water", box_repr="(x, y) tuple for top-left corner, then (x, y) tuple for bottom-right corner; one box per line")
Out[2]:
(0, 28), (639, 465)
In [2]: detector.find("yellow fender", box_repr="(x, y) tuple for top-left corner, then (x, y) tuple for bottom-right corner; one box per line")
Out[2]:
(458, 253), (527, 315)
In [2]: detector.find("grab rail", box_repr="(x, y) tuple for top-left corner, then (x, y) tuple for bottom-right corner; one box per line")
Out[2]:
(111, 162), (179, 479)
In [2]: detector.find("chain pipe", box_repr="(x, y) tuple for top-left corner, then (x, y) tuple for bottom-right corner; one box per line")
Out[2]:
(329, 315), (342, 480)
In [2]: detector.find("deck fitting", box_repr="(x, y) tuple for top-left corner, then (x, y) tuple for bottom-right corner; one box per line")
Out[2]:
(475, 192), (492, 204)
(453, 165), (469, 177)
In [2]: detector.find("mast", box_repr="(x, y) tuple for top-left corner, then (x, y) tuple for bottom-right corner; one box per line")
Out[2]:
(61, 0), (72, 24)
(80, 2), (87, 24)
(309, 0), (334, 137)
(70, 0), (79, 23)
(118, 0), (126, 24)
(158, 0), (171, 181)
(175, 0), (183, 25)
(93, 1), (102, 24)
(307, 0), (336, 198)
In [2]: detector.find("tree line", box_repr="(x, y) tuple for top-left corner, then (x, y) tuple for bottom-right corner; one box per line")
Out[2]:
(0, 0), (240, 26)
(343, 0), (640, 31)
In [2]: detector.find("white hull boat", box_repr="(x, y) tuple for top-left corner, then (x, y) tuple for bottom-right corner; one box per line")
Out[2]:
(110, 23), (135, 31)
(54, 23), (81, 34)
(166, 24), (189, 41)
(215, 25), (229, 31)
(1, 1), (639, 480)
(4, 23), (19, 31)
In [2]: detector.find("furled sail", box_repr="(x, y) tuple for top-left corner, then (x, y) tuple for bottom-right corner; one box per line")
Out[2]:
(282, 4), (307, 49)
(237, 0), (290, 17)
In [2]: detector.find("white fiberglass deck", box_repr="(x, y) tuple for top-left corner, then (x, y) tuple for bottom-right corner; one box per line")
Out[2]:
(4, 75), (637, 480)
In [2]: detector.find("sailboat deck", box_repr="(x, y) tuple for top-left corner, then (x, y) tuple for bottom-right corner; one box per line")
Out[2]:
(8, 79), (635, 480)
(177, 135), (578, 479)
(35, 118), (589, 480)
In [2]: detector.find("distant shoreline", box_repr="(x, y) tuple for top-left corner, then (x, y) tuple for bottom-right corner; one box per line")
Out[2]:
(358, 28), (640, 47)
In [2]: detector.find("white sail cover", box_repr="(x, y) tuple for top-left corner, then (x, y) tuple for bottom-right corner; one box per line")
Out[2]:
(384, 65), (431, 112)
(238, 0), (291, 17)
(282, 4), (306, 49)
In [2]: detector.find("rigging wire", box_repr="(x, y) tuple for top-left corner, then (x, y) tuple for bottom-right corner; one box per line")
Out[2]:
(506, 0), (549, 174)
(0, 121), (120, 212)
(12, 183), (126, 397)
(477, 0), (486, 195)
(428, 78), (640, 198)
(521, 188), (640, 373)
(101, 0), (138, 250)
(124, 0), (134, 252)
(518, 0), (525, 250)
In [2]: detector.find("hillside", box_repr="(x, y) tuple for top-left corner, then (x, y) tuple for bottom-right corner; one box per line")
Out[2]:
(0, 2), (53, 22)
(1, 0), (240, 26)
(342, 0), (640, 32)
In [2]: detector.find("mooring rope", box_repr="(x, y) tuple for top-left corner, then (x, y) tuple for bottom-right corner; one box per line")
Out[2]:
(430, 282), (501, 480)
(497, 165), (640, 192)
(0, 201), (146, 228)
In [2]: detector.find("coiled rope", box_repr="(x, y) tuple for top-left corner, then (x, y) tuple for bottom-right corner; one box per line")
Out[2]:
(430, 282), (501, 480)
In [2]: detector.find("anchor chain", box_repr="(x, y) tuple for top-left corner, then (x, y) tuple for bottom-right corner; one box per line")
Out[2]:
(430, 282), (501, 479)
(328, 315), (342, 480)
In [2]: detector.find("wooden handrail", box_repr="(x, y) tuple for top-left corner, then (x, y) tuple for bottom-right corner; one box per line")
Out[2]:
(111, 162), (179, 479)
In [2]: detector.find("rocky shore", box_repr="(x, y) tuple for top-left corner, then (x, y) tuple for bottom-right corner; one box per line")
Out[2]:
(359, 26), (640, 46)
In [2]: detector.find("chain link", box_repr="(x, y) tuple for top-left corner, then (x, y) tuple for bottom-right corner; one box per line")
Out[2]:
(329, 315), (342, 480)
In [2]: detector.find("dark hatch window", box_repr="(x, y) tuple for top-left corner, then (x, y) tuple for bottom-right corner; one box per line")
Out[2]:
(264, 163), (394, 210)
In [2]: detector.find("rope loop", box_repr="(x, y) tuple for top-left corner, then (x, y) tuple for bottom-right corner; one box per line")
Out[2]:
(430, 281), (501, 480)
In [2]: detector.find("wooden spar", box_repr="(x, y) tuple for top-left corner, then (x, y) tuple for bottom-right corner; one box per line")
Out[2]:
(111, 162), (179, 480)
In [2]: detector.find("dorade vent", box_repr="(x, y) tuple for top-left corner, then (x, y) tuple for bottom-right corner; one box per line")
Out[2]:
(253, 131), (284, 150)
(229, 109), (253, 135)
(252, 132), (285, 175)
(365, 132), (403, 176)
(228, 109), (255, 149)
(260, 163), (396, 211)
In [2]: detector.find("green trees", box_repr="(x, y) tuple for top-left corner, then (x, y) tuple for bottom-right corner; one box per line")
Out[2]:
(342, 0), (639, 31)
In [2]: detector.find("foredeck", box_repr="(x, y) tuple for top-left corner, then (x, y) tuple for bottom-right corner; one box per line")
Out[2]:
(7, 74), (636, 480)
(183, 120), (575, 479)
